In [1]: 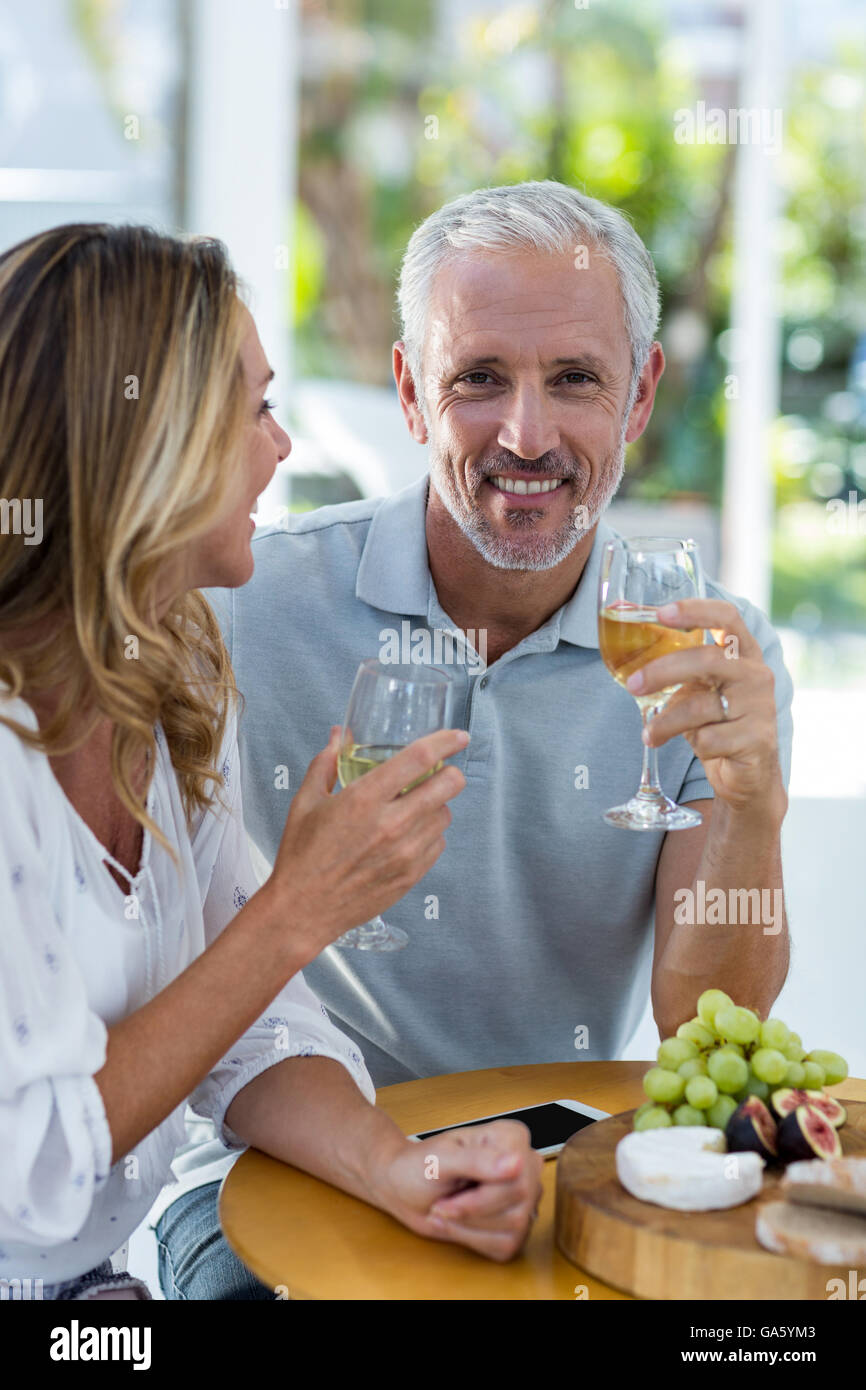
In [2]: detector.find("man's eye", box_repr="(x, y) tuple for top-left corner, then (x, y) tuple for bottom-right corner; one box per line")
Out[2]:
(559, 372), (593, 385)
(458, 372), (494, 385)
(259, 396), (276, 415)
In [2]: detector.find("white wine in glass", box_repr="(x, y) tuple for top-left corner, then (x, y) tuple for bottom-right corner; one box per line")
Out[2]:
(338, 744), (442, 790)
(598, 537), (706, 831)
(334, 659), (453, 951)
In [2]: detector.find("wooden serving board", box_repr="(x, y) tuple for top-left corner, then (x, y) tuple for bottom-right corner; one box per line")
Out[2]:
(555, 1099), (866, 1300)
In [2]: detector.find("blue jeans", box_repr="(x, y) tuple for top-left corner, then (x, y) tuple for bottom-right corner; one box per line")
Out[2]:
(155, 1182), (276, 1301)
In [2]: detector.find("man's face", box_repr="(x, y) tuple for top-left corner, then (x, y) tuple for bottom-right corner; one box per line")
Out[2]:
(418, 249), (638, 570)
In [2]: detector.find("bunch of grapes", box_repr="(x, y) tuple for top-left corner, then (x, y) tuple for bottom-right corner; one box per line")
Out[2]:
(634, 989), (849, 1131)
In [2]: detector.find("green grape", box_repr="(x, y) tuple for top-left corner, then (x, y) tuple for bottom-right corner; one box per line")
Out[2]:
(634, 1101), (655, 1121)
(657, 1037), (699, 1070)
(806, 1050), (848, 1086)
(706, 1094), (739, 1129)
(634, 1106), (674, 1131)
(740, 1074), (770, 1101)
(672, 1104), (706, 1127)
(750, 1047), (789, 1085)
(714, 1004), (761, 1046)
(782, 1036), (806, 1062)
(685, 1075), (719, 1110)
(678, 1057), (709, 1081)
(801, 1060), (826, 1089)
(711, 1005), (737, 1040)
(707, 1050), (749, 1094)
(676, 1019), (715, 1050)
(697, 989), (734, 1030)
(643, 1067), (686, 1105)
(718, 1042), (745, 1058)
(759, 1018), (791, 1051)
(785, 1062), (807, 1087)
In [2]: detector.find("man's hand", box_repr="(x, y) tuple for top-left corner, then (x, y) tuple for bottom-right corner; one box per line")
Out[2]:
(374, 1120), (544, 1263)
(625, 599), (786, 819)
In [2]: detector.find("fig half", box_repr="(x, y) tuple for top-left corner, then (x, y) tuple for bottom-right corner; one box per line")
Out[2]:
(769, 1088), (847, 1128)
(725, 1096), (778, 1162)
(777, 1104), (843, 1163)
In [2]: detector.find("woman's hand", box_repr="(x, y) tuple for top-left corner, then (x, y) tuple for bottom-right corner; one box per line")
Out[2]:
(374, 1120), (544, 1263)
(263, 726), (468, 960)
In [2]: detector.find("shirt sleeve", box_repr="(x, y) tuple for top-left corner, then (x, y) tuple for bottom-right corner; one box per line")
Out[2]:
(187, 719), (376, 1149)
(0, 736), (113, 1248)
(678, 589), (794, 805)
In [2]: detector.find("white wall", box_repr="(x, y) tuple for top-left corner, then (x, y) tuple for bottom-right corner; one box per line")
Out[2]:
(187, 0), (297, 523)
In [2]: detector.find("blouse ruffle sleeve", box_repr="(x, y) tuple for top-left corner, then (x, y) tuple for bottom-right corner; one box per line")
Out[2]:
(186, 718), (376, 1148)
(0, 732), (113, 1248)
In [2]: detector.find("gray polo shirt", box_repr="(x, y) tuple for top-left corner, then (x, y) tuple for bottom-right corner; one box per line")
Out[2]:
(207, 473), (793, 1085)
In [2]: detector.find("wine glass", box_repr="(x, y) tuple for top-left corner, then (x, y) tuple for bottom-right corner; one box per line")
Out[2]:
(334, 659), (454, 951)
(598, 537), (706, 831)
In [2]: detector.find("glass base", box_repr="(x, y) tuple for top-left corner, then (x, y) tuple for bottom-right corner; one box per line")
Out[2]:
(334, 917), (409, 951)
(603, 794), (703, 832)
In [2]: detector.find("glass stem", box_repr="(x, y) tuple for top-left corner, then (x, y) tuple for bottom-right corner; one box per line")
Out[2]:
(637, 701), (663, 800)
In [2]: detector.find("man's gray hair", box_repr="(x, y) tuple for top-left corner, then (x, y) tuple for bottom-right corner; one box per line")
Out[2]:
(397, 180), (660, 406)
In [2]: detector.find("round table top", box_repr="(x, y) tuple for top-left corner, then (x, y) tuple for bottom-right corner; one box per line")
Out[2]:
(218, 1060), (866, 1301)
(219, 1059), (643, 1300)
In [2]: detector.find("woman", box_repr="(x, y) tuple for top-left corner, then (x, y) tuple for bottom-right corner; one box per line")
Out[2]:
(0, 223), (542, 1300)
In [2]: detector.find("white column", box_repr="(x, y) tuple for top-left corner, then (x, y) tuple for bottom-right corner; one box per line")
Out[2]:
(186, 0), (298, 513)
(720, 0), (785, 613)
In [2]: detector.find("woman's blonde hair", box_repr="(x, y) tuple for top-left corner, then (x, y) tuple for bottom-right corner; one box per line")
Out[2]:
(0, 222), (251, 855)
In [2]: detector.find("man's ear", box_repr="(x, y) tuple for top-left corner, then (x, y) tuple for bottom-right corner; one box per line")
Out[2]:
(393, 341), (428, 444)
(625, 341), (665, 443)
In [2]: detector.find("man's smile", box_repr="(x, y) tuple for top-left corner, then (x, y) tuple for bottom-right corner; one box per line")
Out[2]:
(487, 474), (567, 496)
(480, 470), (574, 511)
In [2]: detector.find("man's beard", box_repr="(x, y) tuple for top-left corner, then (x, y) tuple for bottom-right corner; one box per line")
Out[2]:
(428, 417), (629, 572)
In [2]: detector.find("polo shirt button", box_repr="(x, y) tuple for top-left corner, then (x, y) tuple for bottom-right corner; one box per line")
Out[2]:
(479, 677), (488, 689)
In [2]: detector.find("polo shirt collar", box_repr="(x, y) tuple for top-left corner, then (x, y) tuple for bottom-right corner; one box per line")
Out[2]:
(354, 470), (619, 650)
(555, 514), (620, 650)
(355, 472), (431, 616)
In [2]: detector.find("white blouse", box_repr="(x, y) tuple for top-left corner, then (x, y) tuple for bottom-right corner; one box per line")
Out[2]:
(0, 692), (374, 1284)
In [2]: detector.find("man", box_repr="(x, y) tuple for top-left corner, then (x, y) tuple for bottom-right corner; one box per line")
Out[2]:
(153, 179), (792, 1296)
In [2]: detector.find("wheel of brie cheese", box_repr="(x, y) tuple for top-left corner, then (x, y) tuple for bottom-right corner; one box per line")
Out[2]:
(616, 1125), (765, 1211)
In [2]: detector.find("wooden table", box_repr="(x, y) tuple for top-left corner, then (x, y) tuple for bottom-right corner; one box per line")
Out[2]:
(220, 1060), (866, 1300)
(219, 1060), (648, 1300)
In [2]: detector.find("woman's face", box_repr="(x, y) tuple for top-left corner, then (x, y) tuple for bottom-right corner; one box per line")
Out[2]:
(186, 305), (291, 591)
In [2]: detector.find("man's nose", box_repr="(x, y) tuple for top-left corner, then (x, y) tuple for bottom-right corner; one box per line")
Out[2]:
(497, 387), (560, 461)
